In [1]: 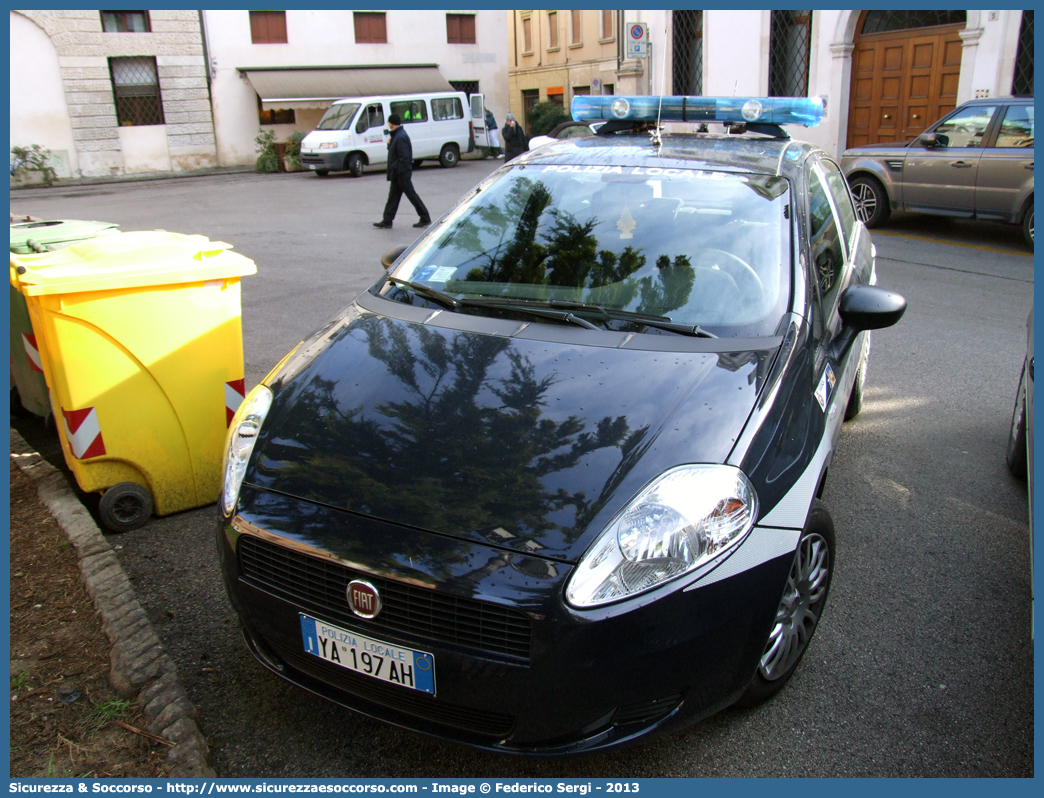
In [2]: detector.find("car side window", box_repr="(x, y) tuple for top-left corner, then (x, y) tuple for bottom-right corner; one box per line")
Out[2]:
(995, 105), (1034, 148)
(356, 103), (385, 134)
(808, 169), (845, 310)
(819, 159), (858, 251)
(930, 105), (997, 148)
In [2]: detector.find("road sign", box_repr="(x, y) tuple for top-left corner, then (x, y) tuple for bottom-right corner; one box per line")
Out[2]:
(625, 21), (648, 58)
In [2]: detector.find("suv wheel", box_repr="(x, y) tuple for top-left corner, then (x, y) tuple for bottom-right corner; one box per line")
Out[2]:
(848, 175), (891, 228)
(1023, 202), (1034, 250)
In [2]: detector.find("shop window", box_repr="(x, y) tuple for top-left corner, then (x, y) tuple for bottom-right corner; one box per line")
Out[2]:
(258, 96), (295, 125)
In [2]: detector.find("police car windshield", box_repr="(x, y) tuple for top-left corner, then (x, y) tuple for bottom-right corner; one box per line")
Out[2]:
(316, 103), (361, 130)
(394, 164), (792, 336)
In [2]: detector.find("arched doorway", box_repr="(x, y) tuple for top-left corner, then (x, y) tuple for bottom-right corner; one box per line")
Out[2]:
(846, 10), (966, 147)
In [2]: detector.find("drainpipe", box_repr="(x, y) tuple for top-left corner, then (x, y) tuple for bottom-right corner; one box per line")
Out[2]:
(197, 10), (212, 99)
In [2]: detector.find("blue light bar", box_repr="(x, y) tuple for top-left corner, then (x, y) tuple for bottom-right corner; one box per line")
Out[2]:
(571, 95), (825, 127)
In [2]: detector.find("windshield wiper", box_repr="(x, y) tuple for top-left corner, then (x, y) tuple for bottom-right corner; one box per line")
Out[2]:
(544, 300), (719, 338)
(383, 279), (599, 331)
(384, 276), (461, 311)
(462, 298), (601, 330)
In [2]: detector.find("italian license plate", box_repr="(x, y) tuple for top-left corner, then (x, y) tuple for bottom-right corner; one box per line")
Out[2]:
(308, 164), (317, 170)
(300, 614), (435, 694)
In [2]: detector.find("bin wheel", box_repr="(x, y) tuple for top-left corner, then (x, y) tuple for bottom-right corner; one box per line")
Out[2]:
(99, 482), (153, 533)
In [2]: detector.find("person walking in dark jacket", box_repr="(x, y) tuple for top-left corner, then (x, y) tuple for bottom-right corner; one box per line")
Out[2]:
(502, 112), (529, 162)
(374, 114), (430, 229)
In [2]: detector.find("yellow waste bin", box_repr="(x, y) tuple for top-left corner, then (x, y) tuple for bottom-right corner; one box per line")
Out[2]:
(11, 231), (257, 531)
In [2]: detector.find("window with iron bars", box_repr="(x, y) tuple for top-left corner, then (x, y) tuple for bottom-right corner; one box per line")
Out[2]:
(769, 10), (812, 97)
(672, 10), (703, 95)
(450, 80), (479, 100)
(1012, 10), (1033, 97)
(109, 56), (165, 126)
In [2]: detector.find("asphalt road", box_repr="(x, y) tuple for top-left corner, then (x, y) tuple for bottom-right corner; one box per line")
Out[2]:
(10, 160), (1034, 777)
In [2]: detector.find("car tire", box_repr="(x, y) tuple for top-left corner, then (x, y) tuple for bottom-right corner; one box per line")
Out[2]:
(736, 499), (835, 708)
(10, 385), (30, 418)
(98, 482), (153, 533)
(439, 144), (459, 169)
(1006, 359), (1028, 479)
(845, 343), (869, 421)
(1023, 202), (1034, 250)
(848, 175), (891, 228)
(314, 169), (329, 177)
(347, 154), (364, 178)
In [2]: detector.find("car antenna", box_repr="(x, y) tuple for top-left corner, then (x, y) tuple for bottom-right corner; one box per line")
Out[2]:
(652, 24), (667, 147)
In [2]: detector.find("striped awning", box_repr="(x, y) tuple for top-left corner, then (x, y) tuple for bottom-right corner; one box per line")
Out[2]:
(238, 64), (454, 110)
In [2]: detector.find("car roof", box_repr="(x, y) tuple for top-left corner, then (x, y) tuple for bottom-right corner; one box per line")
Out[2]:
(519, 131), (819, 180)
(961, 96), (1033, 106)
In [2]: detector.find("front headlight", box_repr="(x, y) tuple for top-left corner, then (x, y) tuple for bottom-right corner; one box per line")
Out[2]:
(319, 142), (338, 149)
(221, 385), (273, 516)
(565, 465), (758, 608)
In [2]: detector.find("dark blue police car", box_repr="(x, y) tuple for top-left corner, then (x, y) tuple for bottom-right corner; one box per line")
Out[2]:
(218, 95), (906, 756)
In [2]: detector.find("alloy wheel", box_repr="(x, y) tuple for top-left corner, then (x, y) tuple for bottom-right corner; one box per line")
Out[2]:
(851, 183), (876, 224)
(758, 532), (831, 681)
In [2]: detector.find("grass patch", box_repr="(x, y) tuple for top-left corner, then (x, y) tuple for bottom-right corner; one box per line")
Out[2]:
(82, 698), (132, 736)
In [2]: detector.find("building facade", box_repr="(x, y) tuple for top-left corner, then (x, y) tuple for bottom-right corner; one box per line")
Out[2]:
(10, 9), (217, 178)
(507, 9), (1034, 156)
(202, 9), (508, 166)
(10, 9), (508, 177)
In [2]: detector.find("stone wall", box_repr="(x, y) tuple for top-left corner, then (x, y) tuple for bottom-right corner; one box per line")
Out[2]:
(14, 10), (217, 176)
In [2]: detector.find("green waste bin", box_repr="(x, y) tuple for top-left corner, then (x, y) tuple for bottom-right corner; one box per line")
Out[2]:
(10, 220), (120, 417)
(10, 219), (120, 254)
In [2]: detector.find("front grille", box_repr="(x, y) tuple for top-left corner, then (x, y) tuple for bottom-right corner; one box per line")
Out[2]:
(300, 154), (326, 165)
(238, 535), (533, 660)
(263, 635), (516, 739)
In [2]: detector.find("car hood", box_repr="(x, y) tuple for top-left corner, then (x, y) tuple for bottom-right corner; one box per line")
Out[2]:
(246, 307), (778, 562)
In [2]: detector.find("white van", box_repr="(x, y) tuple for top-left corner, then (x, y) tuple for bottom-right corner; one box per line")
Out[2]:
(299, 92), (472, 177)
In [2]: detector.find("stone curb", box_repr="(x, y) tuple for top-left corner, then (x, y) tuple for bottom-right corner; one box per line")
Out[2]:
(10, 429), (216, 778)
(10, 149), (491, 191)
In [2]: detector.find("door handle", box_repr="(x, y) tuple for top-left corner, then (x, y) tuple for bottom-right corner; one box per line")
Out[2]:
(950, 161), (973, 168)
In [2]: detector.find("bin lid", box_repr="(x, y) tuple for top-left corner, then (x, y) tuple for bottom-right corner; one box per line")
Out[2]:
(11, 230), (257, 296)
(10, 219), (120, 254)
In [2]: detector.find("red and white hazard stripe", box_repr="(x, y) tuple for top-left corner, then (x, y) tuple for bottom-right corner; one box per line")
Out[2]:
(63, 406), (106, 460)
(22, 333), (43, 373)
(225, 378), (246, 426)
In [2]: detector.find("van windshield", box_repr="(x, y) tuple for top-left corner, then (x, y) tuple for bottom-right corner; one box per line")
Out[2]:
(316, 103), (360, 131)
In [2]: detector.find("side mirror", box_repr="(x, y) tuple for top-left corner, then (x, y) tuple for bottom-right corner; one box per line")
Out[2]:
(381, 245), (408, 271)
(832, 284), (907, 358)
(919, 132), (947, 149)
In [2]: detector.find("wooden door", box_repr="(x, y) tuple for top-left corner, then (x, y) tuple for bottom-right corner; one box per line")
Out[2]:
(846, 16), (964, 148)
